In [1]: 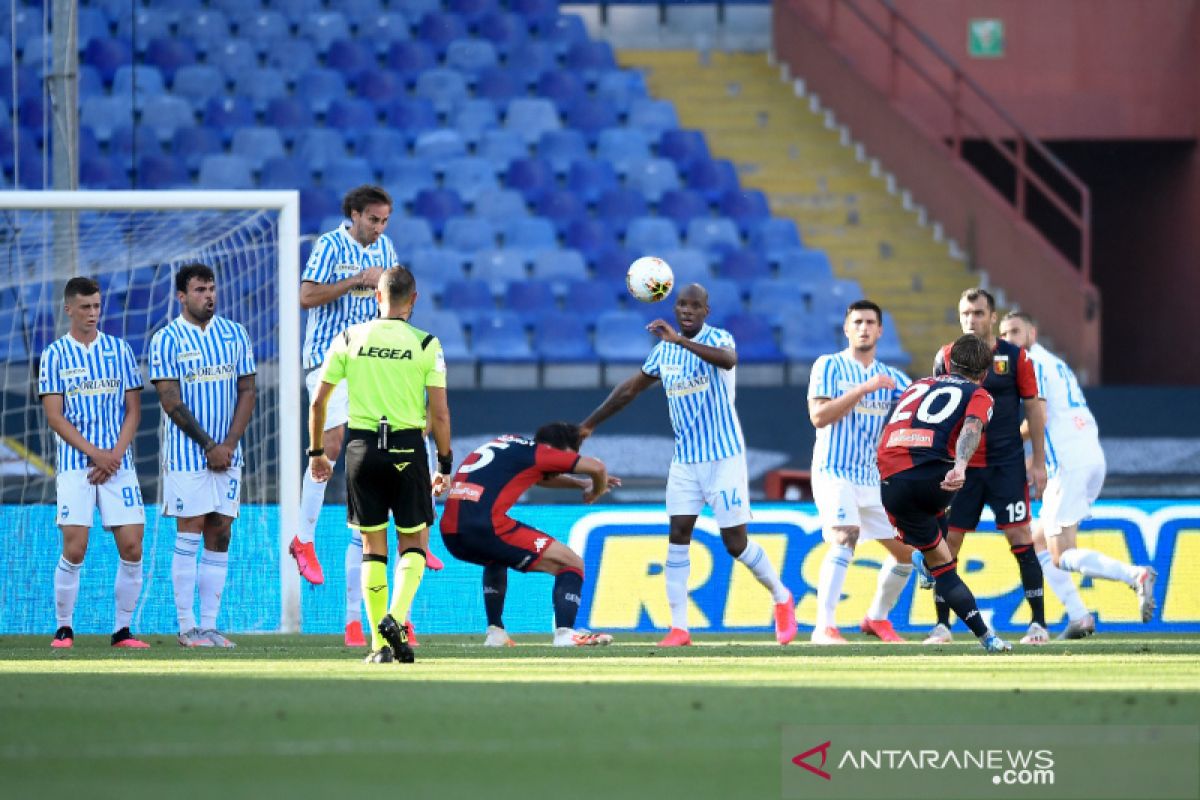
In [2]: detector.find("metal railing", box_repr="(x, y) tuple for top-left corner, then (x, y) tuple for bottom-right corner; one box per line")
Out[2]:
(811, 0), (1091, 279)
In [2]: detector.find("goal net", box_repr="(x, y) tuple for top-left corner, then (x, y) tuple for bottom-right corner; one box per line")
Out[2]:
(0, 191), (302, 635)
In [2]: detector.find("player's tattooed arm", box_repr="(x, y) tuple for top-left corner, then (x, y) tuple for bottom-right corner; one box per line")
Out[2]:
(955, 417), (985, 468)
(155, 380), (217, 452)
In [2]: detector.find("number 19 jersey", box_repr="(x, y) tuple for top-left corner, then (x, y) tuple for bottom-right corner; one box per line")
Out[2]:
(877, 375), (994, 480)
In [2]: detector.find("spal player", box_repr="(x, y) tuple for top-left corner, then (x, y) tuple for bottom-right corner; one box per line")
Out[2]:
(151, 264), (257, 649)
(999, 311), (1156, 630)
(39, 277), (150, 649)
(580, 284), (797, 647)
(440, 423), (619, 647)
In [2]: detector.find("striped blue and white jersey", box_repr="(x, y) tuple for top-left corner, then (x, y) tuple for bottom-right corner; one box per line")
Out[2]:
(808, 349), (910, 485)
(150, 315), (256, 471)
(642, 324), (745, 464)
(301, 223), (398, 370)
(38, 332), (143, 472)
(1027, 343), (1103, 477)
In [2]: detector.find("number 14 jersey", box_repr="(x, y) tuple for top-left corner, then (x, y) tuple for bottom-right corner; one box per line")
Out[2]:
(877, 375), (994, 480)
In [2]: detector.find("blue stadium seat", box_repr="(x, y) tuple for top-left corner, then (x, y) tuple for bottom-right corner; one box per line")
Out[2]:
(386, 41), (437, 85)
(475, 67), (524, 105)
(505, 41), (557, 87)
(627, 98), (679, 144)
(717, 250), (771, 286)
(260, 157), (312, 189)
(563, 40), (616, 81)
(594, 311), (653, 361)
(503, 98), (561, 146)
(595, 189), (648, 236)
(203, 96), (256, 136)
(355, 69), (406, 110)
(356, 14), (412, 56)
(626, 217), (680, 255)
(472, 311), (536, 362)
(596, 127), (651, 177)
(294, 128), (348, 171)
(776, 248), (834, 283)
(80, 96), (132, 143)
(82, 37), (132, 86)
(564, 219), (617, 263)
(387, 218), (437, 259)
(444, 216), (498, 252)
(135, 153), (188, 189)
(139, 95), (196, 143)
(415, 68), (469, 115)
(326, 39), (375, 76)
(746, 279), (807, 326)
(412, 188), (465, 235)
(534, 189), (587, 235)
(419, 310), (473, 363)
(451, 99), (499, 146)
(627, 158), (681, 203)
(230, 126), (286, 171)
(503, 156), (555, 201)
(446, 39), (498, 80)
(298, 12), (351, 55)
(410, 249), (467, 298)
(780, 316), (841, 362)
(722, 312), (783, 362)
(471, 249), (528, 292)
(562, 279), (621, 325)
(16, 94), (45, 129)
(658, 129), (711, 171)
(502, 217), (556, 250)
(295, 68), (347, 115)
(532, 249), (588, 289)
(77, 65), (104, 98)
(750, 218), (803, 253)
(511, 0), (559, 27)
(685, 158), (739, 203)
(189, 11), (233, 57)
(505, 280), (558, 316)
(566, 99), (620, 144)
(233, 67), (288, 114)
(472, 189), (528, 222)
(143, 38), (196, 84)
(300, 187), (342, 234)
(534, 312), (594, 362)
(659, 248), (710, 286)
(359, 128), (409, 166)
(325, 97), (376, 133)
(476, 12), (527, 57)
(440, 278), (496, 326)
(448, 0), (500, 25)
(386, 98), (438, 141)
(264, 0), (325, 18)
(565, 159), (619, 206)
(76, 7), (111, 50)
(321, 157), (375, 192)
(207, 40), (259, 82)
(171, 125), (223, 172)
(478, 129), (528, 171)
(595, 70), (648, 116)
(111, 65), (165, 110)
(171, 65), (225, 111)
(198, 154), (254, 189)
(543, 14), (588, 54)
(237, 11), (291, 54)
(719, 189), (771, 235)
(658, 189), (710, 233)
(264, 97), (316, 142)
(414, 128), (468, 163)
(380, 158), (436, 204)
(876, 323), (910, 365)
(416, 12), (469, 57)
(116, 10), (174, 50)
(536, 130), (587, 176)
(535, 70), (585, 113)
(80, 156), (126, 190)
(443, 156), (500, 204)
(686, 217), (742, 260)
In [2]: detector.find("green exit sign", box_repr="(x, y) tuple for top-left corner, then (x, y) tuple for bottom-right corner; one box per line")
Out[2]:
(968, 18), (1005, 58)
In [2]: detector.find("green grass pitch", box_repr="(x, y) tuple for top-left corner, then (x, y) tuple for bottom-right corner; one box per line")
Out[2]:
(2, 634), (1198, 800)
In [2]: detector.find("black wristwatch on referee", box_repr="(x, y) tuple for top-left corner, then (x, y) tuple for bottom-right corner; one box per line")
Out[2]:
(437, 452), (453, 475)
(306, 447), (324, 458)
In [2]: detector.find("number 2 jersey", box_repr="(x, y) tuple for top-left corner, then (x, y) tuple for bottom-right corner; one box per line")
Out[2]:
(440, 435), (581, 534)
(933, 338), (1039, 468)
(877, 375), (995, 480)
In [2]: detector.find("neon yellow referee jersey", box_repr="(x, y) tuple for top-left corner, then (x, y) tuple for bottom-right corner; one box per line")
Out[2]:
(320, 318), (446, 431)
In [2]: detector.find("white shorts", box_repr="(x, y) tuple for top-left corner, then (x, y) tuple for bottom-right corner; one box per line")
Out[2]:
(163, 467), (243, 519)
(1040, 461), (1105, 536)
(665, 456), (752, 529)
(812, 473), (895, 541)
(306, 367), (349, 431)
(56, 469), (145, 529)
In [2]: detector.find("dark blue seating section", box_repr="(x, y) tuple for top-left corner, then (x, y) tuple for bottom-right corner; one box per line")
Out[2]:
(0, 0), (907, 368)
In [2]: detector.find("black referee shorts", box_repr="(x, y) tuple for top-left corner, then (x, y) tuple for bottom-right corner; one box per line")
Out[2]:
(344, 429), (433, 534)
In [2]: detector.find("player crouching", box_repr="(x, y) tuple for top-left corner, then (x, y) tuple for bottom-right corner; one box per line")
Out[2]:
(440, 423), (618, 647)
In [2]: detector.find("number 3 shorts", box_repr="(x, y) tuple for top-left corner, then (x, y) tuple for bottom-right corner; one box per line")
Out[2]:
(163, 467), (243, 519)
(56, 469), (145, 529)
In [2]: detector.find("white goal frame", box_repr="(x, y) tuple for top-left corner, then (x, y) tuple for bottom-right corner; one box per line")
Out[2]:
(0, 190), (304, 632)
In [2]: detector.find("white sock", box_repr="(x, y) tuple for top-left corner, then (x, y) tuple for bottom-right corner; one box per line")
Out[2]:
(867, 555), (912, 620)
(172, 532), (202, 633)
(665, 543), (690, 630)
(54, 556), (83, 628)
(736, 539), (791, 603)
(1038, 549), (1088, 620)
(1058, 547), (1139, 587)
(113, 558), (143, 632)
(345, 531), (363, 626)
(197, 549), (230, 630)
(816, 543), (853, 630)
(297, 471), (330, 545)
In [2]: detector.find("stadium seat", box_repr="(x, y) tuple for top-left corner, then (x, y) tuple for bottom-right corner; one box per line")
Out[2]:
(717, 250), (771, 286)
(595, 70), (648, 117)
(563, 40), (617, 81)
(80, 96), (132, 143)
(596, 189), (649, 237)
(565, 219), (618, 263)
(658, 189), (710, 233)
(446, 39), (499, 79)
(440, 278), (496, 325)
(238, 11), (291, 54)
(502, 217), (557, 250)
(380, 158), (436, 204)
(471, 311), (536, 362)
(535, 70), (586, 113)
(750, 218), (803, 254)
(356, 14), (412, 56)
(722, 312), (784, 363)
(412, 188), (465, 235)
(659, 248), (710, 286)
(387, 218), (437, 258)
(139, 95), (196, 143)
(82, 37), (132, 86)
(416, 12), (469, 57)
(476, 12), (527, 56)
(566, 99), (620, 144)
(627, 98), (679, 143)
(776, 249), (835, 283)
(626, 158), (682, 203)
(111, 65), (165, 111)
(505, 280), (558, 316)
(532, 249), (588, 289)
(143, 38), (196, 84)
(512, 0), (559, 28)
(449, 0), (500, 25)
(452, 99), (500, 146)
(198, 154), (254, 189)
(233, 67), (288, 114)
(260, 157), (312, 190)
(471, 249), (528, 292)
(444, 217), (498, 253)
(594, 311), (654, 362)
(299, 187), (342, 234)
(264, 0), (325, 19)
(410, 249), (467, 298)
(562, 279), (621, 325)
(171, 125), (223, 172)
(658, 129), (711, 172)
(418, 309), (472, 363)
(298, 12), (351, 55)
(472, 189), (528, 222)
(876, 323), (910, 365)
(443, 156), (501, 204)
(135, 153), (188, 189)
(780, 317), (842, 363)
(189, 11), (233, 57)
(359, 128), (408, 166)
(116, 10), (174, 50)
(207, 40), (259, 83)
(386, 99), (438, 141)
(415, 68), (469, 115)
(413, 128), (468, 163)
(325, 39), (375, 76)
(534, 312), (594, 361)
(75, 7), (111, 50)
(264, 97), (316, 142)
(325, 98), (376, 135)
(203, 97), (256, 137)
(565, 159), (619, 206)
(230, 126), (286, 172)
(294, 129), (348, 172)
(626, 217), (681, 254)
(543, 14), (589, 54)
(503, 157), (555, 201)
(748, 279), (807, 326)
(685, 158), (739, 202)
(355, 69), (406, 110)
(321, 157), (375, 192)
(534, 189), (587, 235)
(536, 130), (587, 176)
(475, 67), (524, 105)
(596, 128), (651, 177)
(505, 41), (557, 87)
(503, 98), (561, 146)
(386, 41), (437, 85)
(686, 217), (742, 258)
(295, 69), (348, 116)
(719, 189), (771, 235)
(171, 65), (225, 111)
(80, 156), (126, 190)
(478, 130), (528, 171)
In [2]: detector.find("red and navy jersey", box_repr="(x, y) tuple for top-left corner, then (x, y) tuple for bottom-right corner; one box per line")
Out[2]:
(877, 375), (994, 480)
(933, 338), (1038, 467)
(440, 434), (580, 534)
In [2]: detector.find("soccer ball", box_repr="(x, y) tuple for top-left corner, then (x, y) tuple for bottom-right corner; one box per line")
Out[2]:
(626, 256), (674, 303)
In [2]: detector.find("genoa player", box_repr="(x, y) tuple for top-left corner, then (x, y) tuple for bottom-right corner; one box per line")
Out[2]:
(440, 422), (619, 647)
(878, 334), (1012, 653)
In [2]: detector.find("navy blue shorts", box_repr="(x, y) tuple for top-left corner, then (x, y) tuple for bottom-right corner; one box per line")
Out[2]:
(880, 475), (955, 551)
(946, 461), (1031, 532)
(442, 520), (553, 572)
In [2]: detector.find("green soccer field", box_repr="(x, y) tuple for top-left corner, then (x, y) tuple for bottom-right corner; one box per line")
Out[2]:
(3, 634), (1198, 800)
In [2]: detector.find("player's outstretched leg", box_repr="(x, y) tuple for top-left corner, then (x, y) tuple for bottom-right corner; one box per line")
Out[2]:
(929, 557), (1010, 653)
(1036, 545), (1093, 638)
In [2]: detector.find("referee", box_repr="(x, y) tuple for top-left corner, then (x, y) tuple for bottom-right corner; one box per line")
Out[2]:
(308, 266), (452, 664)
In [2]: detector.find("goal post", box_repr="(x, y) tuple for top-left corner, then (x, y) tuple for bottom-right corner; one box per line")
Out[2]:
(0, 191), (303, 634)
